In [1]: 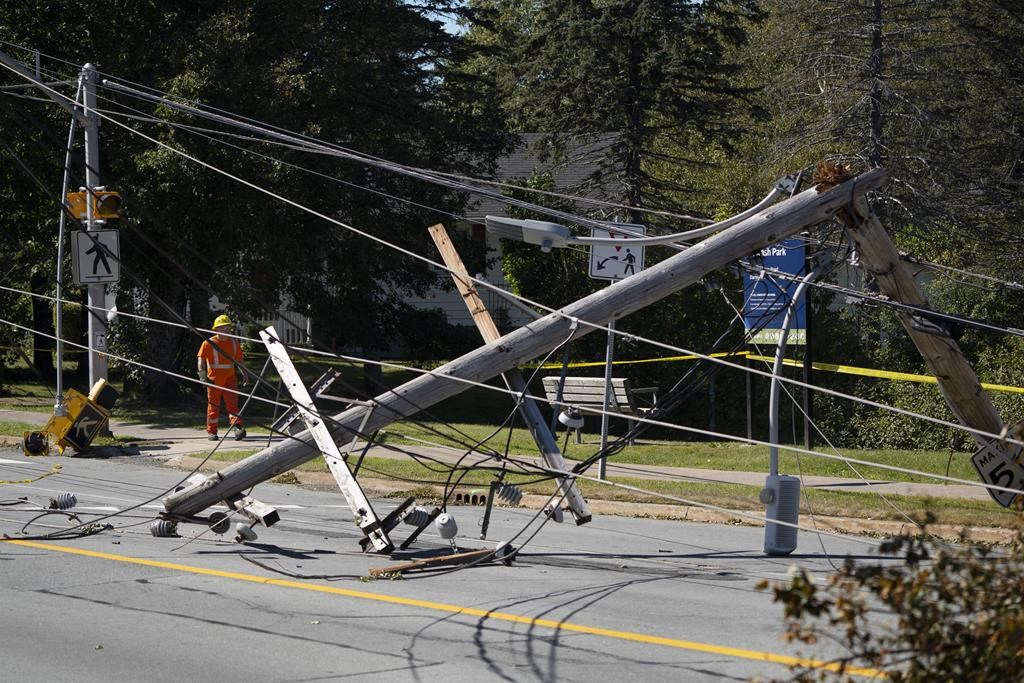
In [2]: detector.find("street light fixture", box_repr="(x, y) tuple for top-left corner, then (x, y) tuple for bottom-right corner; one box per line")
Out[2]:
(483, 216), (572, 253)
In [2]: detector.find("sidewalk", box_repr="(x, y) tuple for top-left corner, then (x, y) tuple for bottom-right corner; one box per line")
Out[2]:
(0, 408), (993, 502)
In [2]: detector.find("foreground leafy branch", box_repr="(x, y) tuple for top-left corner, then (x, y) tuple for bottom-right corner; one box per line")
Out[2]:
(758, 524), (1024, 681)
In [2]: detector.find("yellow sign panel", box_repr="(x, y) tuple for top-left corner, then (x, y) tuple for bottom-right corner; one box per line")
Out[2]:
(66, 191), (89, 219)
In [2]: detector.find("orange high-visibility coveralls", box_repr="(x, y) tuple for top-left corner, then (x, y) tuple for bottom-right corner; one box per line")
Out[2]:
(197, 334), (244, 435)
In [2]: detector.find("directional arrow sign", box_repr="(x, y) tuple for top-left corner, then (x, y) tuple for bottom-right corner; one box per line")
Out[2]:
(589, 223), (645, 282)
(63, 404), (108, 451)
(72, 229), (120, 285)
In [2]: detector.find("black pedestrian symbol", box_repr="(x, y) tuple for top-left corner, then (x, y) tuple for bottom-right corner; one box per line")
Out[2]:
(86, 240), (111, 275)
(623, 249), (636, 275)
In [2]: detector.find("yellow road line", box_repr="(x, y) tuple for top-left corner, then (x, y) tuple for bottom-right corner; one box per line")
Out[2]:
(3, 538), (884, 678)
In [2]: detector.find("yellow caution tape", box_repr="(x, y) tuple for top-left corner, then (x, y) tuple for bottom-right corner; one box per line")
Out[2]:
(538, 349), (1024, 395)
(0, 462), (62, 485)
(744, 354), (1024, 395)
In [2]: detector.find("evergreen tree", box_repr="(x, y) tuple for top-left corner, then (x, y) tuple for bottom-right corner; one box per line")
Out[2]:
(731, 0), (1024, 273)
(471, 0), (762, 224)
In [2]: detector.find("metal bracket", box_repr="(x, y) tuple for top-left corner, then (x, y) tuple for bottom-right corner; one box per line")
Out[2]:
(225, 493), (280, 527)
(270, 369), (343, 436)
(359, 496), (414, 552)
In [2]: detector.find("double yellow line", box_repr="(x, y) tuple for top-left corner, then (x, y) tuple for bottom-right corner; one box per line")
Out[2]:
(3, 539), (884, 678)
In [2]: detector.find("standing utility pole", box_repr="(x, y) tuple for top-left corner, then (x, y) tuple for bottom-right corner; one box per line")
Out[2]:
(81, 63), (108, 388)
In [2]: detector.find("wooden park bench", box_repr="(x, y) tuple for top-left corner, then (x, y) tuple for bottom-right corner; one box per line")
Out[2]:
(541, 376), (658, 444)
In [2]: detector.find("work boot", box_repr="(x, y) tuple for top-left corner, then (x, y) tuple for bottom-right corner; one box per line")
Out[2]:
(207, 433), (218, 441)
(234, 426), (247, 441)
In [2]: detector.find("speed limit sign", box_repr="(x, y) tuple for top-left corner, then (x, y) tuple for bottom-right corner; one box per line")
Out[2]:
(971, 447), (1024, 508)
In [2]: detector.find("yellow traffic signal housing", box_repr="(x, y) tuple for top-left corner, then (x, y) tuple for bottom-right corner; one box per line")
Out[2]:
(39, 379), (119, 454)
(94, 191), (122, 219)
(65, 191), (88, 218)
(66, 189), (122, 220)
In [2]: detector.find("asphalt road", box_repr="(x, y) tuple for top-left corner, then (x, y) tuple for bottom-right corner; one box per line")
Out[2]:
(0, 448), (893, 682)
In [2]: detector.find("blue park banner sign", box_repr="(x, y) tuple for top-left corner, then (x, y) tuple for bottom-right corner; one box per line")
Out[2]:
(743, 239), (807, 345)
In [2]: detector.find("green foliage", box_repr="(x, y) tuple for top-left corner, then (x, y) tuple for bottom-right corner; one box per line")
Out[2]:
(1, 1), (513, 394)
(469, 0), (762, 218)
(761, 529), (1024, 681)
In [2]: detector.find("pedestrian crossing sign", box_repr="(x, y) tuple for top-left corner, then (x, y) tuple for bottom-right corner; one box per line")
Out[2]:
(72, 229), (120, 285)
(588, 223), (646, 282)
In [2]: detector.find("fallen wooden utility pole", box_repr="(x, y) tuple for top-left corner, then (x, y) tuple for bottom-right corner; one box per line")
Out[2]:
(164, 168), (887, 519)
(427, 223), (591, 524)
(842, 195), (1024, 507)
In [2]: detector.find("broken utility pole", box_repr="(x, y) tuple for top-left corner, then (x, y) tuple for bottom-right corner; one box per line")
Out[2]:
(841, 193), (1024, 507)
(427, 223), (591, 524)
(163, 168), (887, 521)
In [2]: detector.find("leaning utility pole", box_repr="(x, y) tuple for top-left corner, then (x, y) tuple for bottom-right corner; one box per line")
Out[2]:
(164, 169), (887, 519)
(841, 194), (1024, 507)
(81, 63), (108, 388)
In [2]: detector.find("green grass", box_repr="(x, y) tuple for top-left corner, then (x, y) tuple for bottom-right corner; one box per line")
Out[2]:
(1, 365), (1013, 530)
(0, 421), (40, 437)
(375, 421), (978, 484)
(193, 450), (1021, 531)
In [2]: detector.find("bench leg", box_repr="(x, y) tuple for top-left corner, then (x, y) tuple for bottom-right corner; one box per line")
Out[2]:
(575, 427), (582, 445)
(627, 418), (635, 446)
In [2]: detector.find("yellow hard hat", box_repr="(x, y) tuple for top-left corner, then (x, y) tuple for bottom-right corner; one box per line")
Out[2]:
(213, 314), (233, 329)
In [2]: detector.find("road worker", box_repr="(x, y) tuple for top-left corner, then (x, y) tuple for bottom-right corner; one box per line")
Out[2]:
(197, 314), (247, 441)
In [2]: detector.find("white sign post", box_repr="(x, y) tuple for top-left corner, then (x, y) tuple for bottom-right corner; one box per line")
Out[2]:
(589, 223), (645, 282)
(588, 223), (645, 478)
(71, 229), (120, 285)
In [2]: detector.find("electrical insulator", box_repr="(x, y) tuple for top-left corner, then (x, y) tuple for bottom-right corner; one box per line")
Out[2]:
(434, 513), (458, 540)
(48, 492), (77, 510)
(495, 483), (523, 506)
(149, 519), (178, 537)
(402, 506), (430, 527)
(544, 503), (564, 523)
(558, 407), (585, 430)
(234, 523), (258, 543)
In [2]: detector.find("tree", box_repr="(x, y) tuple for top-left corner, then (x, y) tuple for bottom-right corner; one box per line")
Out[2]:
(0, 1), (513, 396)
(760, 528), (1024, 680)
(729, 0), (1024, 272)
(471, 0), (762, 224)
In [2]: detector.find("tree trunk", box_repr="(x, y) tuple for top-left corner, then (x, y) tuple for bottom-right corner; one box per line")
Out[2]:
(29, 270), (54, 378)
(74, 289), (89, 378)
(625, 32), (645, 225)
(142, 277), (188, 396)
(868, 0), (885, 168)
